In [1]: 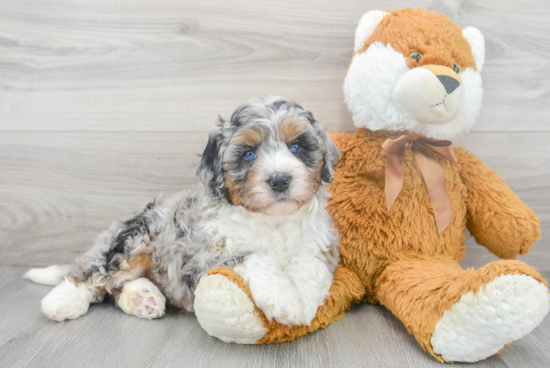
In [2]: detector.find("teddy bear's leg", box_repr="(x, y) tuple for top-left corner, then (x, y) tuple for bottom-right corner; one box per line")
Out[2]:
(194, 265), (364, 344)
(375, 256), (550, 363)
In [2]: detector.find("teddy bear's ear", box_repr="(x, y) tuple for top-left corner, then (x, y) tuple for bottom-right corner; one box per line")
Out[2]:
(354, 10), (389, 52)
(462, 27), (485, 72)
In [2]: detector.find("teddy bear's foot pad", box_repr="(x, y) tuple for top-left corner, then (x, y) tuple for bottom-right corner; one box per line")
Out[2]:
(431, 274), (550, 362)
(118, 278), (166, 319)
(195, 274), (267, 343)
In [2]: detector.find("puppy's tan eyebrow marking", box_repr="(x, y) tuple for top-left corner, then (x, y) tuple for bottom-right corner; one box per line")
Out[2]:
(280, 120), (307, 142)
(231, 127), (265, 147)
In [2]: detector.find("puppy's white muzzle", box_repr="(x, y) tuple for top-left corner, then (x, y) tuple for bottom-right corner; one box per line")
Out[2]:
(393, 65), (465, 125)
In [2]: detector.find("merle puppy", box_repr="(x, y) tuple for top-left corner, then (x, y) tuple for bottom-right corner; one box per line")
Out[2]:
(25, 96), (340, 327)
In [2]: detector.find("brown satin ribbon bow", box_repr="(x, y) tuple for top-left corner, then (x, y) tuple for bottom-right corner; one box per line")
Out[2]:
(381, 135), (458, 234)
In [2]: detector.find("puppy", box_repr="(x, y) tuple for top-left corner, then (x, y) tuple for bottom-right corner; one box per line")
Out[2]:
(24, 96), (340, 327)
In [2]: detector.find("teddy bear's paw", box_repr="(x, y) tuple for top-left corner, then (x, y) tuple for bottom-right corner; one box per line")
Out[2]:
(431, 274), (550, 362)
(118, 278), (166, 319)
(194, 274), (267, 344)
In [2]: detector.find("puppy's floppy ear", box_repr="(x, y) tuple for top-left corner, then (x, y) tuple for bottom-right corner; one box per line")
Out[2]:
(312, 120), (340, 183)
(196, 117), (229, 201)
(321, 137), (340, 183)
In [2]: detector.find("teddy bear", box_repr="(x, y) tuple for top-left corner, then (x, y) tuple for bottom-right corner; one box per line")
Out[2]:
(192, 8), (550, 363)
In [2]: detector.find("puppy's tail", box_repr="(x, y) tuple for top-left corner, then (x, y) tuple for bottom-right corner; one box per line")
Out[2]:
(23, 265), (71, 286)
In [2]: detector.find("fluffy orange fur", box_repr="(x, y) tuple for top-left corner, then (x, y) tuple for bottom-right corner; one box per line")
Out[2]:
(203, 8), (543, 362)
(210, 128), (542, 362)
(358, 8), (477, 71)
(376, 257), (546, 359)
(206, 127), (542, 358)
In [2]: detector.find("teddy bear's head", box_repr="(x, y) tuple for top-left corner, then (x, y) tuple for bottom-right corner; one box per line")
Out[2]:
(344, 8), (485, 140)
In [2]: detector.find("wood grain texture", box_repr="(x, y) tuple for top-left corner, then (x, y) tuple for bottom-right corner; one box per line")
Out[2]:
(0, 267), (548, 368)
(0, 0), (549, 132)
(0, 131), (206, 266)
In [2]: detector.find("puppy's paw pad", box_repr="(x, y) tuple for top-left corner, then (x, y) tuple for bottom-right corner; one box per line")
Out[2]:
(119, 278), (166, 319)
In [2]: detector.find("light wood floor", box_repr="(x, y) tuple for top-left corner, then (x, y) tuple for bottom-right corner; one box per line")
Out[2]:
(1, 0), (549, 367)
(1, 266), (550, 368)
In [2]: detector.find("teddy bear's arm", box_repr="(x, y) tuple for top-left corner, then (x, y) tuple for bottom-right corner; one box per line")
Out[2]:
(455, 147), (540, 259)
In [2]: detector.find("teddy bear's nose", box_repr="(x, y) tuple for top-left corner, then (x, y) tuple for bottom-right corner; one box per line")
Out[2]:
(436, 75), (460, 94)
(418, 65), (463, 95)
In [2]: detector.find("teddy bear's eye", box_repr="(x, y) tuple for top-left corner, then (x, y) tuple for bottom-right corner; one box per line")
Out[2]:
(452, 64), (461, 74)
(409, 52), (422, 61)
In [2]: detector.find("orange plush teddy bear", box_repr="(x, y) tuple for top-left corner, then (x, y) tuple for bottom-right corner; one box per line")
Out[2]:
(194, 8), (550, 363)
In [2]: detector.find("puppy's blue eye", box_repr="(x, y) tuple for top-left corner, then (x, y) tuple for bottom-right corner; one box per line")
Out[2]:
(243, 150), (256, 161)
(290, 144), (302, 153)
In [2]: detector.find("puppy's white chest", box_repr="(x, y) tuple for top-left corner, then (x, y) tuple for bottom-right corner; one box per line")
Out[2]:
(222, 218), (304, 257)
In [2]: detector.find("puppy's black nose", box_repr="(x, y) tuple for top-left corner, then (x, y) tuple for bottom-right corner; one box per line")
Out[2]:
(268, 175), (291, 192)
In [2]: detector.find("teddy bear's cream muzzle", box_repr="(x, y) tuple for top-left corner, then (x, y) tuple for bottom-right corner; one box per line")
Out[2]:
(392, 65), (465, 125)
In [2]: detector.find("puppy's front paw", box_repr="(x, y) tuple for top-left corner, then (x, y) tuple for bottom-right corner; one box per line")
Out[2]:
(261, 293), (313, 326)
(118, 278), (166, 319)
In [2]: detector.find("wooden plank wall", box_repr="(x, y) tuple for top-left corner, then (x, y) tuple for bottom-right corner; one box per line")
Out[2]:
(1, 0), (549, 271)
